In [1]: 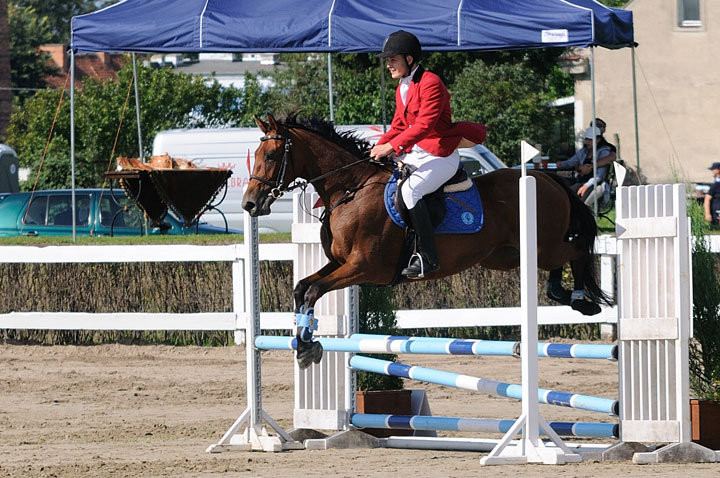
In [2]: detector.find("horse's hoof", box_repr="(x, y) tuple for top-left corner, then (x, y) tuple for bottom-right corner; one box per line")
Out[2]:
(571, 299), (601, 316)
(296, 339), (323, 369)
(546, 284), (571, 305)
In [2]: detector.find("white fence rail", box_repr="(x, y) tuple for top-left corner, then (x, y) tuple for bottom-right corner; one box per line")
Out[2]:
(1, 226), (718, 334)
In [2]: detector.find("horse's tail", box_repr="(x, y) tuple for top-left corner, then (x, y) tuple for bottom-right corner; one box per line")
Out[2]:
(546, 174), (614, 306)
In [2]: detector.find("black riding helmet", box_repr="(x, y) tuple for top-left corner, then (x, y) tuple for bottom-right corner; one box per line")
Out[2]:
(377, 30), (421, 71)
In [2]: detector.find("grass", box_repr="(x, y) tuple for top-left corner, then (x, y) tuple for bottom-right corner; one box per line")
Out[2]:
(0, 232), (291, 246)
(596, 208), (616, 234)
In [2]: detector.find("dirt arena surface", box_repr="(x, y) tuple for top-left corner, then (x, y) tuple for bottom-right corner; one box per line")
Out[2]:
(1, 343), (718, 477)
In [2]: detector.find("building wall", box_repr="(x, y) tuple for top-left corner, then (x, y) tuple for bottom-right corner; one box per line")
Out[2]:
(574, 0), (718, 184)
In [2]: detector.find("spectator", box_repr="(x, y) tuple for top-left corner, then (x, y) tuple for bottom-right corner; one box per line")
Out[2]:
(557, 126), (612, 205)
(704, 162), (720, 225)
(592, 118), (616, 153)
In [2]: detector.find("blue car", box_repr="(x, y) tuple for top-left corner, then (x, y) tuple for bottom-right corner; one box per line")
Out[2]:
(0, 189), (240, 237)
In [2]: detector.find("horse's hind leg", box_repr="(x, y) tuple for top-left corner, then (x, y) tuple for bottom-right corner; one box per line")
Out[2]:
(546, 267), (571, 305)
(568, 255), (602, 316)
(539, 241), (603, 316)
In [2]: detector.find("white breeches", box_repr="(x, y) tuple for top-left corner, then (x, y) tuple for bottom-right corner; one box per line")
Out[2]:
(399, 147), (460, 209)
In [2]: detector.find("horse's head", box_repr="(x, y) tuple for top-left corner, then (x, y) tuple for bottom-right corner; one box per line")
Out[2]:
(243, 114), (294, 217)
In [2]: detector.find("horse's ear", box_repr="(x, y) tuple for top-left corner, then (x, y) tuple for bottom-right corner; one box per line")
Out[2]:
(267, 113), (280, 132)
(254, 115), (270, 133)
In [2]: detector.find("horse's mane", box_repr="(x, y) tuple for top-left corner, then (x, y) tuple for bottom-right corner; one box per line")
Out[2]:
(279, 113), (371, 160)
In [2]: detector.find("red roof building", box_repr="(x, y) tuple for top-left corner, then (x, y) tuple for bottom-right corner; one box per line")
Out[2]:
(40, 44), (126, 89)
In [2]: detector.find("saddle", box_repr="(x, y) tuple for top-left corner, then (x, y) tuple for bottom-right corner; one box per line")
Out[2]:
(385, 164), (483, 234)
(383, 165), (484, 285)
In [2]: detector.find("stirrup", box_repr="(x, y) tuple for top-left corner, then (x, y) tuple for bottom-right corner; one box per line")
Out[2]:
(401, 252), (437, 279)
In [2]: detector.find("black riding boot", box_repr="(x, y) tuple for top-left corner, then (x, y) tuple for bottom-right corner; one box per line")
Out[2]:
(401, 199), (439, 279)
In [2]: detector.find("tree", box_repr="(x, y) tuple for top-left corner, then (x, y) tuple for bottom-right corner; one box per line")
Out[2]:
(6, 62), (271, 190)
(11, 1), (102, 44)
(451, 59), (568, 165)
(8, 3), (58, 100)
(598, 0), (627, 7)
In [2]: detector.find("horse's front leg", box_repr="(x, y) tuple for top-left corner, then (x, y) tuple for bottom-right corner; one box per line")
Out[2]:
(293, 261), (341, 313)
(295, 258), (372, 369)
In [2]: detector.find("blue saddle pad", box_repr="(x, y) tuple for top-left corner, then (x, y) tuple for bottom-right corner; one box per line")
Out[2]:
(384, 170), (483, 234)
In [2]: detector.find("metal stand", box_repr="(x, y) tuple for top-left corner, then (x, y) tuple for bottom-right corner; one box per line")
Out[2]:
(206, 213), (303, 453)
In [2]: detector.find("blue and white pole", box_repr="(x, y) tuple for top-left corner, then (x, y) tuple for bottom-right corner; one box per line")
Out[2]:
(254, 335), (617, 360)
(349, 355), (618, 416)
(350, 413), (618, 439)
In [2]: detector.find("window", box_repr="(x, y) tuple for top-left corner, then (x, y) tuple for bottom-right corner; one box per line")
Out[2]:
(24, 196), (47, 225)
(678, 0), (702, 28)
(47, 194), (91, 226)
(99, 194), (143, 229)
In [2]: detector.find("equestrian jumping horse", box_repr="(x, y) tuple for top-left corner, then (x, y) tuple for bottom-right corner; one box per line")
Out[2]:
(243, 114), (612, 368)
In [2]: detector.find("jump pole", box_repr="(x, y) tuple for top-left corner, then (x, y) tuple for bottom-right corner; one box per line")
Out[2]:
(351, 414), (618, 439)
(348, 355), (618, 415)
(481, 143), (581, 465)
(255, 334), (618, 360)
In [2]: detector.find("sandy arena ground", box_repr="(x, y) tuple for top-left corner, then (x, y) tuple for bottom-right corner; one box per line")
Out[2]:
(1, 343), (719, 477)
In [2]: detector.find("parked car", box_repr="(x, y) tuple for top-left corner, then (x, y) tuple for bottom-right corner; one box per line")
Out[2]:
(0, 189), (241, 237)
(458, 144), (508, 177)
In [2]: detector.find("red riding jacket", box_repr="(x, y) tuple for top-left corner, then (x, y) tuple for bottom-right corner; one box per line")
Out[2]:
(379, 66), (486, 157)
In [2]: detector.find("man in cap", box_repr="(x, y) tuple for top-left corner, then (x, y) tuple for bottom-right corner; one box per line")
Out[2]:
(704, 162), (720, 225)
(370, 30), (486, 279)
(556, 126), (613, 204)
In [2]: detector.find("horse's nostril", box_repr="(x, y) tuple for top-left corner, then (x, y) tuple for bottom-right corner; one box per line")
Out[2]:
(243, 201), (255, 212)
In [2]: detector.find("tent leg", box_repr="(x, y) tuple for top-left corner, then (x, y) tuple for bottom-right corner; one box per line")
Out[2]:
(132, 52), (143, 160)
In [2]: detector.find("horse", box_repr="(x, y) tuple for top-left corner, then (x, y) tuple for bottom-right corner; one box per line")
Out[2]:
(243, 114), (613, 368)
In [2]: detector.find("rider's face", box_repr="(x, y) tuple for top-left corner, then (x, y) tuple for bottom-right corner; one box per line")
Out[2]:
(385, 54), (412, 79)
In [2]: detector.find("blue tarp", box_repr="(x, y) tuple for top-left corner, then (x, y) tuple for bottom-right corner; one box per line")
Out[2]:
(71, 0), (634, 54)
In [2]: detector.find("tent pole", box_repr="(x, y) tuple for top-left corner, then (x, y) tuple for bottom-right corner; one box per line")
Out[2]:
(132, 53), (143, 160)
(70, 49), (77, 243)
(380, 57), (387, 132)
(327, 53), (334, 122)
(590, 46), (597, 216)
(631, 45), (640, 177)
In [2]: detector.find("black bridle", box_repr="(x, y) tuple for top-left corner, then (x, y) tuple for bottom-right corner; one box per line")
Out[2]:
(249, 128), (389, 200)
(249, 132), (295, 199)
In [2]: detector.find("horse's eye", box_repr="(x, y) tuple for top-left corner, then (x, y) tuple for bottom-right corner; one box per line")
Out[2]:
(264, 151), (275, 161)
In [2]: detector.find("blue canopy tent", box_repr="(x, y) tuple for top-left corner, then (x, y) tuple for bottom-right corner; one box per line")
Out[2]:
(66, 0), (634, 238)
(71, 0), (633, 53)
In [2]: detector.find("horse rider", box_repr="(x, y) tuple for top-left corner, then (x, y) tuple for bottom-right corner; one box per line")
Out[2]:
(370, 30), (486, 279)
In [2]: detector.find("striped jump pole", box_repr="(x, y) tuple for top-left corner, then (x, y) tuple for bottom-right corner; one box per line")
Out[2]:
(351, 414), (618, 439)
(349, 355), (619, 416)
(254, 335), (617, 360)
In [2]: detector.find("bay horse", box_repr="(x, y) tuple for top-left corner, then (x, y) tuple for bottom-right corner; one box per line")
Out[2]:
(243, 114), (612, 368)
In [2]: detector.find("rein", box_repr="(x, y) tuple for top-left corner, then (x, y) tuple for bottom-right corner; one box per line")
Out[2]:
(250, 128), (390, 201)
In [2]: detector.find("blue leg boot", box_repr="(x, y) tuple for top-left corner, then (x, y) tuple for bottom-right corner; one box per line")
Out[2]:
(295, 306), (323, 369)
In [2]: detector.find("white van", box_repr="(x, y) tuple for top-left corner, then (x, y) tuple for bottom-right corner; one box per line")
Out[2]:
(151, 126), (504, 232)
